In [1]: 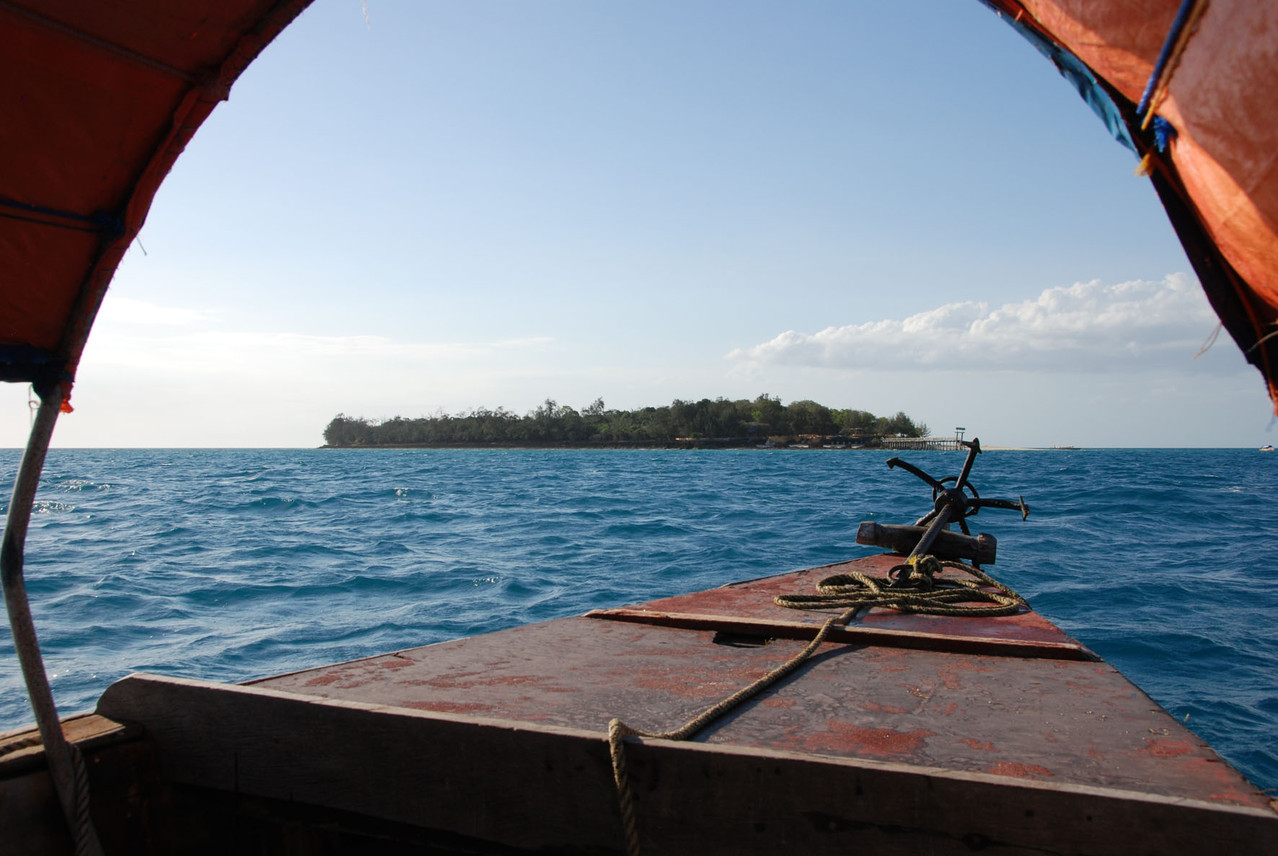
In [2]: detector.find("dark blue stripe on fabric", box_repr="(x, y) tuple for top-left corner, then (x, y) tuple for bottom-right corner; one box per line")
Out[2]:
(0, 197), (98, 224)
(0, 209), (101, 234)
(0, 349), (51, 382)
(0, 347), (67, 395)
(0, 345), (56, 365)
(0, 197), (124, 237)
(1137, 0), (1199, 117)
(979, 1), (1137, 154)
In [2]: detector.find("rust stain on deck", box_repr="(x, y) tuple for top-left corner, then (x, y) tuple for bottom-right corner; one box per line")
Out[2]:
(934, 659), (995, 691)
(960, 738), (997, 752)
(805, 720), (935, 759)
(1135, 738), (1195, 759)
(380, 657), (414, 671)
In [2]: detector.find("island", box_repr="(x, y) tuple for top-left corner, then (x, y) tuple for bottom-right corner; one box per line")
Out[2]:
(322, 395), (949, 450)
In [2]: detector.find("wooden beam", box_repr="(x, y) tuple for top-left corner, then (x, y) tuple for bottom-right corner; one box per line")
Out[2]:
(98, 673), (1278, 854)
(586, 607), (1098, 660)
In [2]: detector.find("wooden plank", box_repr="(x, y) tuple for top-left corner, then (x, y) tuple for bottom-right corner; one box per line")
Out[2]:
(0, 713), (139, 776)
(621, 555), (1097, 654)
(587, 606), (1098, 660)
(97, 673), (1278, 855)
(100, 673), (623, 852)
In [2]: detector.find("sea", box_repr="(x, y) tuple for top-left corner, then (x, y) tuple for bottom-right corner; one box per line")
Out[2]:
(1, 447), (1275, 793)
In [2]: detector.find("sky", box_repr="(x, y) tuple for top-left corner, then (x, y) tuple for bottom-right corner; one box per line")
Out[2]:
(5, 0), (1275, 448)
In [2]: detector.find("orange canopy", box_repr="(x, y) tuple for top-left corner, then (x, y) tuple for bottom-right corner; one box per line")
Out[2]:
(985, 0), (1278, 411)
(0, 0), (312, 405)
(2, 1), (1277, 413)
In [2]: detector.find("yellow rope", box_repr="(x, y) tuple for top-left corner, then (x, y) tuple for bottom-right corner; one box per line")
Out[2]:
(774, 557), (1026, 618)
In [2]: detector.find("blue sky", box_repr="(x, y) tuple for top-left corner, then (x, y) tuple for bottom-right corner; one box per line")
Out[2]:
(5, 0), (1273, 448)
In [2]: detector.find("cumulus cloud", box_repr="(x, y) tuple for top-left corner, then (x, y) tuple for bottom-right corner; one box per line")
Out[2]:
(727, 274), (1224, 373)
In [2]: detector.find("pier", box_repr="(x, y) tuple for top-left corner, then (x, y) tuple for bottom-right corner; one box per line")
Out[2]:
(877, 436), (965, 451)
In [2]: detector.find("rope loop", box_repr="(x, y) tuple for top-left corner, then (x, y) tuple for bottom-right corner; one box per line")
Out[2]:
(608, 718), (643, 856)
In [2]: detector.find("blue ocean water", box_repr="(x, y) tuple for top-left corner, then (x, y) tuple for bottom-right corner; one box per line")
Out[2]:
(1, 447), (1275, 792)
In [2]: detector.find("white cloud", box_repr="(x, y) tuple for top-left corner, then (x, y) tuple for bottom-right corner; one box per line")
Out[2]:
(727, 274), (1227, 373)
(95, 297), (214, 326)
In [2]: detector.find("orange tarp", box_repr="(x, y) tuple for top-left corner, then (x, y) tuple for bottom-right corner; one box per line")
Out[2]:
(990, 0), (1278, 407)
(0, 0), (312, 401)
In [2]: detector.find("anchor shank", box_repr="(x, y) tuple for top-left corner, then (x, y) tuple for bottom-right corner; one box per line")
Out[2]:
(908, 502), (953, 560)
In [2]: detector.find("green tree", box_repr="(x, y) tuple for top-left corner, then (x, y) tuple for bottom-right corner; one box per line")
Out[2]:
(323, 414), (369, 446)
(787, 400), (836, 435)
(750, 393), (787, 435)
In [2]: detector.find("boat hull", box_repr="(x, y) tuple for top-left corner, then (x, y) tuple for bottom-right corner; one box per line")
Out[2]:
(4, 554), (1276, 853)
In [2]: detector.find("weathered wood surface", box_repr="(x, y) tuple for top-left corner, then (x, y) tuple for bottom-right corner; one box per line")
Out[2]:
(98, 673), (1278, 854)
(100, 675), (622, 852)
(83, 556), (1278, 852)
(0, 713), (135, 776)
(0, 714), (169, 855)
(250, 612), (1263, 803)
(597, 555), (1098, 654)
(590, 606), (1096, 660)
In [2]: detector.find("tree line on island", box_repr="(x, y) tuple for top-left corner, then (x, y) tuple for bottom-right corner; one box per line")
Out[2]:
(323, 395), (929, 448)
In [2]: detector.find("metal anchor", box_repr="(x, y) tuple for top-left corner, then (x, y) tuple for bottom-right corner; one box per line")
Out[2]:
(856, 438), (1029, 569)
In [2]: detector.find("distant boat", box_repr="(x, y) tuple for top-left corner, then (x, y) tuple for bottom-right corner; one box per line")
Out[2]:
(1261, 445), (1274, 452)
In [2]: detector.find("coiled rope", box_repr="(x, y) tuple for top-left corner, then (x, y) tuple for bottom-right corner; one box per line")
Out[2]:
(774, 555), (1026, 618)
(606, 556), (1026, 856)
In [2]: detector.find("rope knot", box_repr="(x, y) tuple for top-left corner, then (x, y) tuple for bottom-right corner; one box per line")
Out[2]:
(887, 553), (940, 589)
(910, 554), (941, 589)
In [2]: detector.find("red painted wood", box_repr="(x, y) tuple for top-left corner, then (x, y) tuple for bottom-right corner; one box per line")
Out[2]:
(588, 554), (1096, 660)
(251, 555), (1271, 811)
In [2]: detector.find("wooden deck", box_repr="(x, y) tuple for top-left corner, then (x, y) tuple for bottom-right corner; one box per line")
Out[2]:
(73, 553), (1277, 853)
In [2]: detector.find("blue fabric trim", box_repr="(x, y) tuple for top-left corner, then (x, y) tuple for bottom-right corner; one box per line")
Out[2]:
(1152, 116), (1177, 152)
(0, 346), (64, 391)
(0, 345), (56, 366)
(980, 1), (1137, 154)
(0, 196), (97, 224)
(0, 197), (124, 237)
(1137, 0), (1199, 117)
